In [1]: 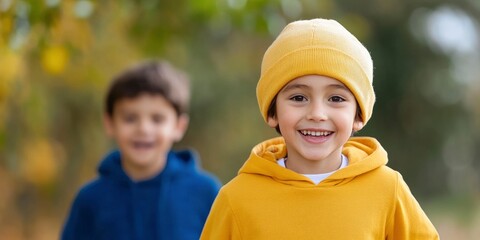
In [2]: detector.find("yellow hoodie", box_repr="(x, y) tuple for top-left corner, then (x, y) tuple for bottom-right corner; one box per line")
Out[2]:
(201, 137), (439, 240)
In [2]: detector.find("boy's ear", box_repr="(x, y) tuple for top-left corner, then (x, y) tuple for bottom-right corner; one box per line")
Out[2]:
(174, 114), (190, 142)
(103, 114), (115, 137)
(352, 118), (364, 132)
(267, 115), (278, 129)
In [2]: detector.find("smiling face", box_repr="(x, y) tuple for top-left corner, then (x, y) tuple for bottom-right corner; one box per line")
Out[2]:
(104, 93), (188, 180)
(267, 75), (364, 174)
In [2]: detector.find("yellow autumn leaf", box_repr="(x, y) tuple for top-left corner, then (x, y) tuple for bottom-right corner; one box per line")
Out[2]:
(20, 139), (65, 187)
(0, 16), (13, 40)
(0, 50), (23, 102)
(41, 45), (69, 75)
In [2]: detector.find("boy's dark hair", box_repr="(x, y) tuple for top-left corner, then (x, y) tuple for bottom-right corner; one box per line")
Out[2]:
(267, 96), (363, 135)
(105, 60), (190, 117)
(267, 97), (281, 134)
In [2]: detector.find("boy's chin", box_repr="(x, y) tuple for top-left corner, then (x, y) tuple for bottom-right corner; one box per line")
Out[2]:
(124, 151), (161, 164)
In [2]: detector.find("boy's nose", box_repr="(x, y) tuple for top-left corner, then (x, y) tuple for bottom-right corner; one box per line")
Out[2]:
(138, 119), (153, 133)
(307, 102), (328, 121)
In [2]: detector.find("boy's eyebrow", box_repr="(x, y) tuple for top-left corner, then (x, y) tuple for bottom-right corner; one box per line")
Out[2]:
(281, 82), (350, 92)
(329, 83), (350, 91)
(281, 83), (309, 92)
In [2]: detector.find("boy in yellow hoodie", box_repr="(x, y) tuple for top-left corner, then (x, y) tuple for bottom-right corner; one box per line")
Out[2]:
(200, 18), (439, 239)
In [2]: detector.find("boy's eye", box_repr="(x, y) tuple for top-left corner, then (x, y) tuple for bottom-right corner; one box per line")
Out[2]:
(152, 114), (165, 123)
(122, 114), (137, 123)
(329, 96), (345, 102)
(290, 95), (307, 102)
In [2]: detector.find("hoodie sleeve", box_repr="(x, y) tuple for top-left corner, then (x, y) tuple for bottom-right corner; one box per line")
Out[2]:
(387, 173), (439, 240)
(200, 189), (242, 240)
(61, 188), (95, 240)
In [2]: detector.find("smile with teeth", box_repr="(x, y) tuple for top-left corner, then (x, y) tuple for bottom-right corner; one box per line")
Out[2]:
(299, 130), (332, 137)
(132, 141), (155, 148)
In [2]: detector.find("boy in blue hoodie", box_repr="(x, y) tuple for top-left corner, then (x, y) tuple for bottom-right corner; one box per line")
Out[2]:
(61, 60), (221, 240)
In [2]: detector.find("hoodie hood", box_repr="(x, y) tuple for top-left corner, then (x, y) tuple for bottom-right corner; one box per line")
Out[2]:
(98, 149), (200, 184)
(238, 136), (387, 187)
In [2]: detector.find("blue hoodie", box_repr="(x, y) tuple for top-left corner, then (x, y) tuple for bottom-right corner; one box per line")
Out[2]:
(61, 149), (221, 240)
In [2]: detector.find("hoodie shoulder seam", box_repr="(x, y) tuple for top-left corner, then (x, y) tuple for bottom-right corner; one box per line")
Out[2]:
(385, 171), (400, 237)
(222, 188), (244, 239)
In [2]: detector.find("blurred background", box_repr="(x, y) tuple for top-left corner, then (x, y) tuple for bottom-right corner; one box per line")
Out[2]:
(1, 0), (479, 239)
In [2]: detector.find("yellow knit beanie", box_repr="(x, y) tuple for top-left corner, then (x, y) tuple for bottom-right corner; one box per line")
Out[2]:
(256, 18), (375, 125)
